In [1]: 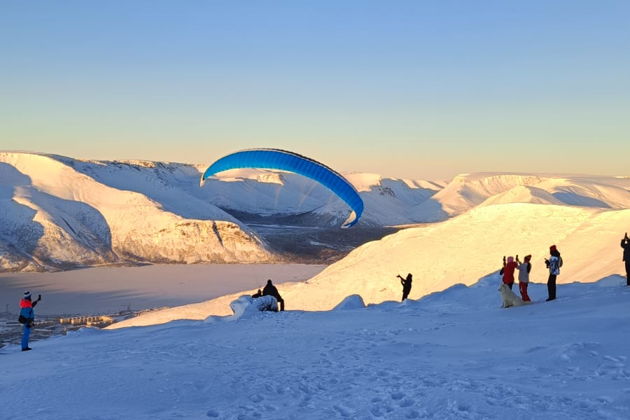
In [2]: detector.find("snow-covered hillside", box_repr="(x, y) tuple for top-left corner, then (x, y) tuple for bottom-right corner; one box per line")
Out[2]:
(202, 169), (444, 227)
(419, 173), (630, 218)
(0, 152), (444, 271)
(2, 152), (628, 273)
(3, 276), (630, 419)
(0, 152), (272, 271)
(110, 203), (629, 327)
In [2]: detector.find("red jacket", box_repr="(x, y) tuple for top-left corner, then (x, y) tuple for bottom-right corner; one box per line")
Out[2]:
(502, 261), (518, 284)
(20, 299), (32, 309)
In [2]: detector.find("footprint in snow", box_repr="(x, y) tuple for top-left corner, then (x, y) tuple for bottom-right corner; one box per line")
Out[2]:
(206, 409), (219, 418)
(391, 391), (405, 400)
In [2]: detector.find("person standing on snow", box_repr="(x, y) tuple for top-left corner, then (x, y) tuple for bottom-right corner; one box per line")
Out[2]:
(262, 279), (284, 311)
(500, 256), (518, 290)
(621, 233), (630, 286)
(397, 273), (413, 301)
(545, 245), (562, 301)
(19, 291), (42, 352)
(515, 254), (532, 302)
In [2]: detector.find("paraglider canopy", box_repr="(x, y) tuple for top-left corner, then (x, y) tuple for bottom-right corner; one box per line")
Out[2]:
(200, 148), (364, 228)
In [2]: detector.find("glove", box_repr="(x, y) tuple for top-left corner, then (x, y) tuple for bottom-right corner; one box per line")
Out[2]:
(38, 294), (42, 301)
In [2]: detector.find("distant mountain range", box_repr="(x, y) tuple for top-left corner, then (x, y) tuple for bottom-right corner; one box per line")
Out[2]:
(1, 151), (628, 272)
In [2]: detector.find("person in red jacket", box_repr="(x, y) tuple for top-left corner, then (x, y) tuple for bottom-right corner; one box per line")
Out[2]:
(19, 291), (42, 351)
(500, 256), (518, 290)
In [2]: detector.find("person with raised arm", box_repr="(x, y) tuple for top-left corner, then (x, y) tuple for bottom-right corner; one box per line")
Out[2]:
(621, 233), (630, 286)
(397, 273), (413, 301)
(19, 291), (42, 352)
(515, 254), (532, 302)
(544, 245), (563, 301)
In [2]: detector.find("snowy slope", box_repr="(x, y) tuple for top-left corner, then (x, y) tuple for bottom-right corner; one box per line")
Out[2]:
(202, 170), (444, 227)
(55, 156), (444, 227)
(1, 151), (446, 271)
(419, 173), (630, 218)
(110, 203), (629, 327)
(3, 276), (630, 419)
(0, 152), (272, 271)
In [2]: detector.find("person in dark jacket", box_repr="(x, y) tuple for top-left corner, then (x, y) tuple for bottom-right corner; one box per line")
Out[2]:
(262, 279), (284, 311)
(397, 273), (413, 301)
(545, 245), (562, 301)
(622, 233), (630, 286)
(19, 291), (42, 352)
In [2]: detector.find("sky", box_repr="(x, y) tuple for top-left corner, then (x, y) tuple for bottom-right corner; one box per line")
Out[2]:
(1, 1), (629, 180)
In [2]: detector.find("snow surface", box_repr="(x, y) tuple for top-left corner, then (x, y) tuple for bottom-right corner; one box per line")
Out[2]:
(110, 203), (629, 328)
(2, 276), (630, 419)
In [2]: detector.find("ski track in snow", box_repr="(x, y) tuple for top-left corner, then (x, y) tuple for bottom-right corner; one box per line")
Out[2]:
(2, 278), (630, 419)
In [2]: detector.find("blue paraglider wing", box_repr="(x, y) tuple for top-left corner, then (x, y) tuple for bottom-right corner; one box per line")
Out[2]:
(201, 149), (364, 228)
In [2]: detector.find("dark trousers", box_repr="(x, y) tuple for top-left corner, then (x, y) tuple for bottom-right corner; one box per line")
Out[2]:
(402, 289), (411, 301)
(547, 274), (557, 300)
(626, 261), (630, 286)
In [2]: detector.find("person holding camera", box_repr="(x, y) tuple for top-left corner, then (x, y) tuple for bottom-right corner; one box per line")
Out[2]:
(544, 245), (562, 301)
(515, 254), (532, 302)
(19, 291), (42, 352)
(397, 273), (413, 301)
(500, 256), (518, 290)
(621, 233), (630, 286)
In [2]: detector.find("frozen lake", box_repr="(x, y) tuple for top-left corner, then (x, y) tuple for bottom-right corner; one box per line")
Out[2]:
(0, 264), (326, 316)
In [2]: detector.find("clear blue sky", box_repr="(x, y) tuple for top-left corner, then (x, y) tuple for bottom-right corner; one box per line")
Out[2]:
(1, 1), (629, 179)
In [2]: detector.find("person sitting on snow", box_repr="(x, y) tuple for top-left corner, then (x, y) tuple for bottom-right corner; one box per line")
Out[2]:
(19, 291), (42, 352)
(515, 254), (532, 302)
(500, 256), (518, 290)
(262, 279), (284, 311)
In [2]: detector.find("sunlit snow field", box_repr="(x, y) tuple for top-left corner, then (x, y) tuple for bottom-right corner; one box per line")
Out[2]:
(2, 275), (629, 419)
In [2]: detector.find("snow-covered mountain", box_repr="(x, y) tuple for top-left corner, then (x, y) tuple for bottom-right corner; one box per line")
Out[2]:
(202, 169), (445, 227)
(0, 152), (272, 272)
(418, 172), (630, 219)
(0, 152), (444, 271)
(110, 202), (629, 327)
(2, 151), (628, 273)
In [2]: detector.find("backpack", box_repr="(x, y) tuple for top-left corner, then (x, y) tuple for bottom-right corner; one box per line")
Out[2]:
(558, 256), (563, 268)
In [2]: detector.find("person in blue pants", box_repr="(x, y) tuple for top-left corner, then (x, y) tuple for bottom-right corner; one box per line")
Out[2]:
(19, 291), (42, 352)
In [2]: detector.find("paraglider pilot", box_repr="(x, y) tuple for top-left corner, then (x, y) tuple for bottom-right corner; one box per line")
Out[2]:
(262, 279), (285, 311)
